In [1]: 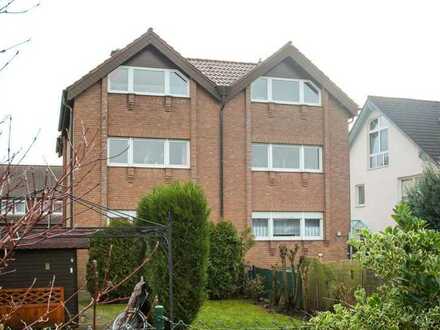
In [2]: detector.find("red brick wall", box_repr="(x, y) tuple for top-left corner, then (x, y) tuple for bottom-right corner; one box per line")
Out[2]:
(67, 76), (350, 284)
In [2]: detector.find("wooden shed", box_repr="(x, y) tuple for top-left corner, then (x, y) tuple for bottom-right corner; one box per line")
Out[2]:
(0, 237), (88, 327)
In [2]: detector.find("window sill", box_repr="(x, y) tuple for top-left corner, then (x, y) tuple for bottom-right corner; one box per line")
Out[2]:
(250, 99), (322, 107)
(252, 168), (323, 174)
(108, 90), (190, 98)
(367, 164), (389, 171)
(254, 237), (323, 241)
(355, 205), (366, 208)
(108, 164), (190, 169)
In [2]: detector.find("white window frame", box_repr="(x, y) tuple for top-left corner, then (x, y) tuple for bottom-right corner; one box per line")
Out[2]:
(252, 211), (324, 241)
(368, 116), (389, 169)
(107, 137), (190, 169)
(14, 200), (27, 215)
(106, 210), (137, 225)
(108, 66), (190, 98)
(399, 175), (421, 201)
(250, 76), (321, 106)
(252, 143), (323, 173)
(355, 184), (365, 207)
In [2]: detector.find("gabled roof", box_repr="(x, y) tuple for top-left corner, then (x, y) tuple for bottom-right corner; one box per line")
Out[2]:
(349, 96), (440, 164)
(0, 164), (63, 198)
(187, 58), (257, 87)
(226, 42), (358, 116)
(59, 28), (358, 134)
(64, 28), (221, 102)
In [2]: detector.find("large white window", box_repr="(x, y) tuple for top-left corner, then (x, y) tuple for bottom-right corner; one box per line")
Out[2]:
(252, 212), (323, 240)
(369, 116), (389, 169)
(252, 143), (322, 172)
(108, 137), (190, 168)
(251, 77), (321, 106)
(108, 66), (189, 97)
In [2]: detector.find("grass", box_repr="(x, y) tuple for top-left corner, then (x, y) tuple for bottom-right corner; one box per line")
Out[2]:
(79, 298), (302, 329)
(194, 299), (303, 328)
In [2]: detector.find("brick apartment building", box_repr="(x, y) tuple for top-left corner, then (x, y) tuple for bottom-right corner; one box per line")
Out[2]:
(57, 29), (357, 283)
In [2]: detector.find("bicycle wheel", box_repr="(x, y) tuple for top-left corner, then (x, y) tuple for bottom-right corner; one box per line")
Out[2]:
(112, 311), (148, 330)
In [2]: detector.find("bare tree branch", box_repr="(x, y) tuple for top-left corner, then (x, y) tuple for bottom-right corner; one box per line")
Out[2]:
(0, 0), (39, 14)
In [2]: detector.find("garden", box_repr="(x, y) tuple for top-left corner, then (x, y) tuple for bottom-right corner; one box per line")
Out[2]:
(83, 166), (440, 329)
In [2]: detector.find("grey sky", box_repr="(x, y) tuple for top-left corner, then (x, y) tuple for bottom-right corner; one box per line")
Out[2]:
(1, 0), (439, 165)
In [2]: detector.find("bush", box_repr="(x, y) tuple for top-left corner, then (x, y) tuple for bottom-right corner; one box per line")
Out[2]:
(244, 275), (265, 302)
(308, 204), (440, 329)
(86, 219), (146, 300)
(207, 221), (242, 299)
(406, 165), (440, 230)
(137, 182), (210, 324)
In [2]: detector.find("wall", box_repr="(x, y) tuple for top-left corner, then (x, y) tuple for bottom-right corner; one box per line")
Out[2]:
(350, 108), (425, 232)
(66, 46), (352, 281)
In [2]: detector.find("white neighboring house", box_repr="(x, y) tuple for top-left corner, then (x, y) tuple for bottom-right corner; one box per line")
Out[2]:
(349, 96), (440, 232)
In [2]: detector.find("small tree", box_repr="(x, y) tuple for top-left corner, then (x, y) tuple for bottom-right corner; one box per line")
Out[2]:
(309, 204), (440, 329)
(86, 219), (146, 300)
(137, 182), (210, 324)
(406, 165), (440, 230)
(207, 221), (242, 299)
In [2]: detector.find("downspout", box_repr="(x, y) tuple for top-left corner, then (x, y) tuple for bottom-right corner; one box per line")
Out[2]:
(62, 92), (74, 227)
(218, 87), (228, 218)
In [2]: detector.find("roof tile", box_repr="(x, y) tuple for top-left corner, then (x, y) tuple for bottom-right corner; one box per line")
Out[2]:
(187, 58), (257, 86)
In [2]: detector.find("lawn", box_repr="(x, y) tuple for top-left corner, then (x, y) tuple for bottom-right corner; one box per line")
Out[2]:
(79, 299), (302, 329)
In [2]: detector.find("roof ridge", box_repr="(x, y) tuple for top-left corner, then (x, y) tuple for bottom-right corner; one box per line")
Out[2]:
(369, 95), (440, 104)
(187, 57), (258, 65)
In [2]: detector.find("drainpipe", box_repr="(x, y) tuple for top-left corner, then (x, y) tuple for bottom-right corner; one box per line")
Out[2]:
(218, 87), (228, 219)
(62, 92), (74, 227)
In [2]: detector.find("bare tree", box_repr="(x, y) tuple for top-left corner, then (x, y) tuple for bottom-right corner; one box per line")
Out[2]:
(0, 0), (39, 72)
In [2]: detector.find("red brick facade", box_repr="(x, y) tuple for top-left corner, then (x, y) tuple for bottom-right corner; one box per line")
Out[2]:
(63, 40), (352, 285)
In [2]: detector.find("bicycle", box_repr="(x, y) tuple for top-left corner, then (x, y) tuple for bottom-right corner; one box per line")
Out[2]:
(111, 277), (152, 330)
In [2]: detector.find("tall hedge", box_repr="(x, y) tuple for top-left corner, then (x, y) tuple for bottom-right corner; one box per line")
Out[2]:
(207, 221), (243, 299)
(86, 219), (146, 300)
(137, 182), (210, 324)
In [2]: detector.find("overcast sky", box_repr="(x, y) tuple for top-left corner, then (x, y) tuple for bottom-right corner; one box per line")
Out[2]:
(1, 0), (439, 165)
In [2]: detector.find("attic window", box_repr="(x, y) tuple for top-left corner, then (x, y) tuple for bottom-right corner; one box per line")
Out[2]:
(108, 66), (189, 97)
(251, 77), (321, 106)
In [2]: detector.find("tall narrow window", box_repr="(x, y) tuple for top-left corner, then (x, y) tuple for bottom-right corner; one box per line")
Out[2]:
(369, 116), (389, 169)
(355, 184), (365, 207)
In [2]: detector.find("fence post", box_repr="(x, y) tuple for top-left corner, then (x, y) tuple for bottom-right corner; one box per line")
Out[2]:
(154, 305), (165, 330)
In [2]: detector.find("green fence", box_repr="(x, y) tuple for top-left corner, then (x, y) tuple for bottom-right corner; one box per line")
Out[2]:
(248, 259), (381, 312)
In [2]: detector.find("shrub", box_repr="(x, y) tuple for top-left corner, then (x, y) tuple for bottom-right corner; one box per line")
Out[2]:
(137, 182), (210, 324)
(308, 204), (440, 329)
(86, 219), (146, 300)
(244, 275), (265, 302)
(406, 165), (440, 230)
(207, 221), (242, 299)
